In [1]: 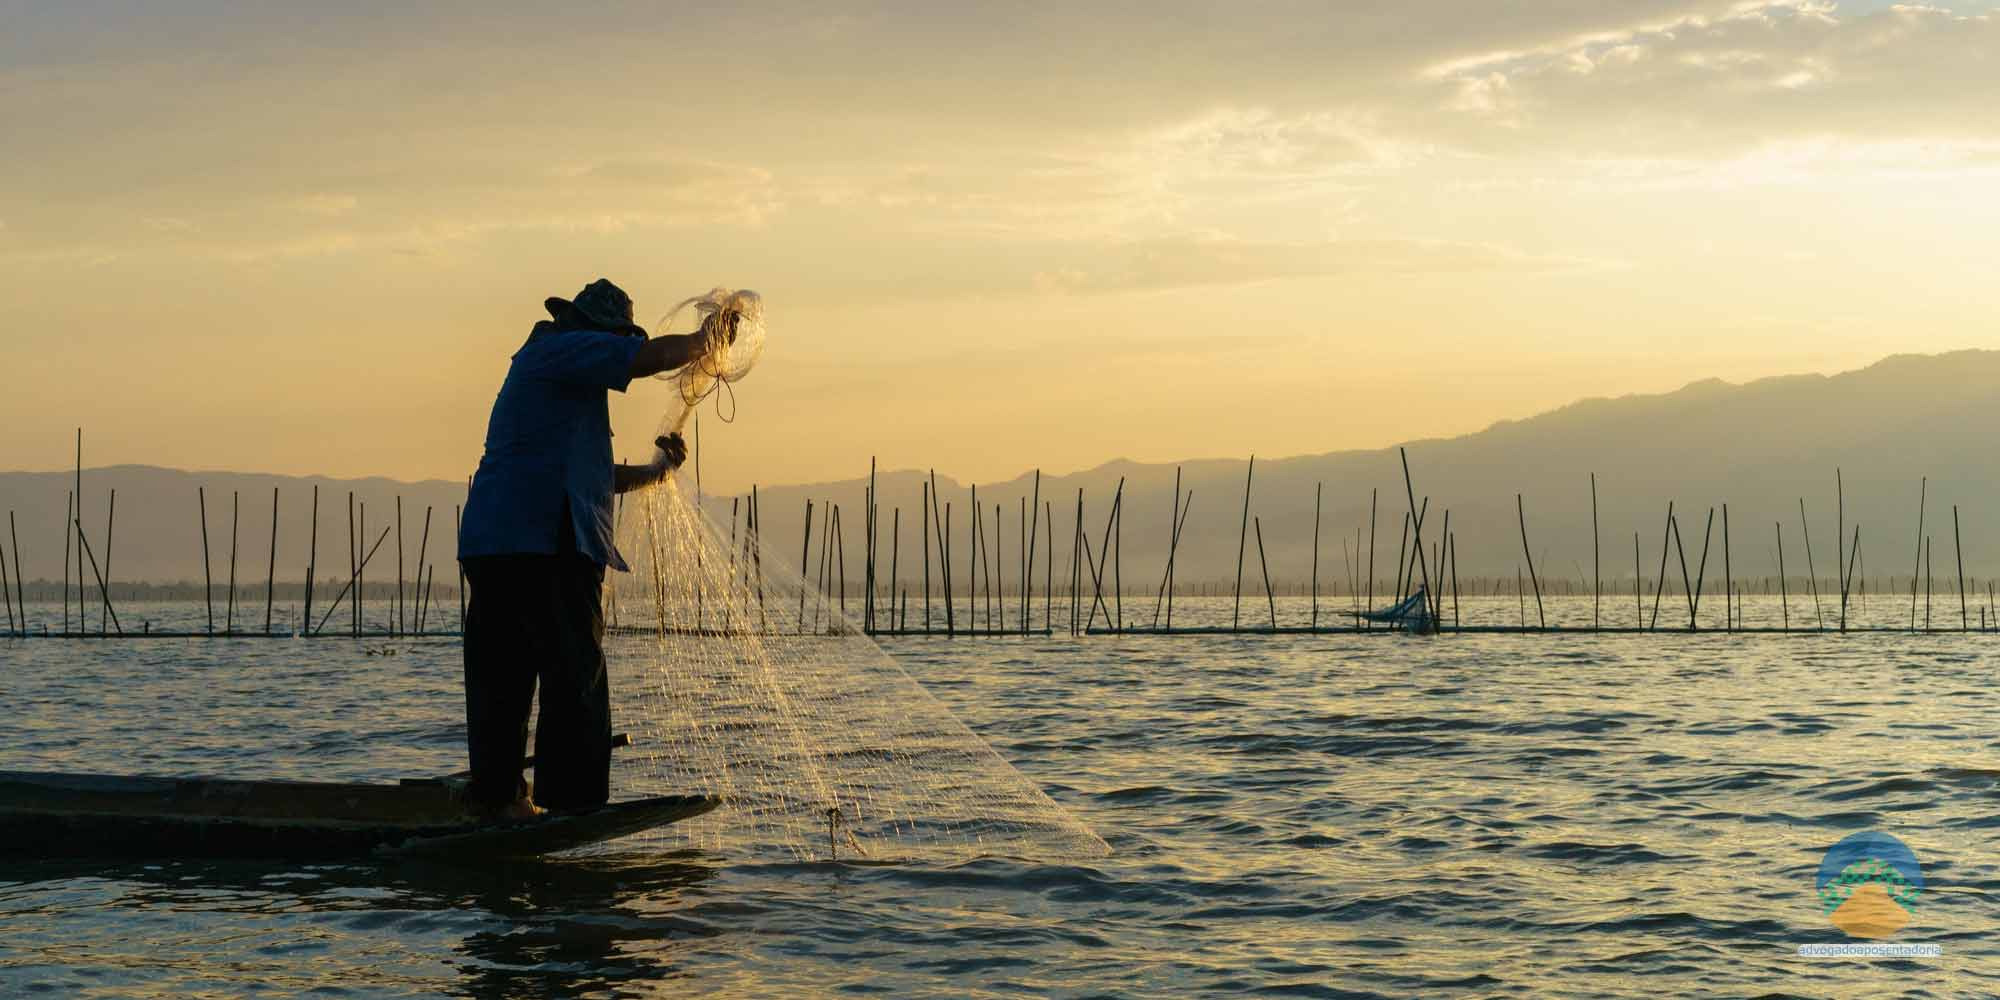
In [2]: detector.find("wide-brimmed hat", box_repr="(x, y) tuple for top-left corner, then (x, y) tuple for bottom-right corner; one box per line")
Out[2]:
(545, 278), (646, 337)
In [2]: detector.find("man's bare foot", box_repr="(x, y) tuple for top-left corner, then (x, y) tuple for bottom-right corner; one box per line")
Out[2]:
(471, 796), (546, 823)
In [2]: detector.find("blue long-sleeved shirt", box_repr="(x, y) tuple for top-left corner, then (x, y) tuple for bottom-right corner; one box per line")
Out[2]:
(459, 323), (644, 571)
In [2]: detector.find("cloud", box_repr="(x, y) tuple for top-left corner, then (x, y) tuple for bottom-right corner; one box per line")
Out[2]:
(1031, 235), (1594, 294)
(1419, 1), (2000, 156)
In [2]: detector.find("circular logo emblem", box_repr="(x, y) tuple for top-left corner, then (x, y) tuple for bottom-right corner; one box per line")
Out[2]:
(1817, 831), (1923, 938)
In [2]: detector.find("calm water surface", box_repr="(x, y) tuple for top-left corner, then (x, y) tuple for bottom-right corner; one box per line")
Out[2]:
(1, 597), (1995, 998)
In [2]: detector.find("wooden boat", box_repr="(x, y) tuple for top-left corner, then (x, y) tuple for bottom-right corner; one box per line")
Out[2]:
(0, 770), (718, 859)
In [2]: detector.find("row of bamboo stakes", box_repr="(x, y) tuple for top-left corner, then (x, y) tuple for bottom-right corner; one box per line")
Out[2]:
(5, 432), (1997, 638)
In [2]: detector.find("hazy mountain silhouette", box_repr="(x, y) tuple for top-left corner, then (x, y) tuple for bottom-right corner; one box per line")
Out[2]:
(3, 351), (1995, 590)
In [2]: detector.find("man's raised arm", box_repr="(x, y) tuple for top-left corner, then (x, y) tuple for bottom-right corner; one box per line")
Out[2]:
(629, 334), (708, 379)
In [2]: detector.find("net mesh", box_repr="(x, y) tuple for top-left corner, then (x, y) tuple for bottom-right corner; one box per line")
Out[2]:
(604, 291), (1107, 864)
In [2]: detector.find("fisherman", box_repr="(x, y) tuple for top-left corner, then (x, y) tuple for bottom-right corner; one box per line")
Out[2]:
(457, 278), (723, 820)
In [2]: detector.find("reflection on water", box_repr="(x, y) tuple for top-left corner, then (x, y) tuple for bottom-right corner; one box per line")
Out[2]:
(2, 597), (1999, 998)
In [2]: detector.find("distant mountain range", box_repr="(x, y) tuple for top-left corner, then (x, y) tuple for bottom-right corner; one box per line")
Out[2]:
(3, 351), (1996, 590)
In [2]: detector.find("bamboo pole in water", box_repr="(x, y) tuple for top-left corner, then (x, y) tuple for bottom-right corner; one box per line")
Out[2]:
(1366, 489), (1377, 631)
(922, 481), (932, 633)
(1393, 512), (1411, 606)
(0, 526), (12, 637)
(1910, 478), (1926, 631)
(889, 506), (900, 633)
(1842, 526), (1860, 631)
(1722, 503), (1731, 632)
(940, 495), (955, 638)
(1836, 470), (1846, 631)
(102, 489), (116, 631)
(1045, 500), (1055, 633)
(1113, 487), (1123, 634)
(798, 499), (813, 633)
(1800, 498), (1824, 630)
(1310, 482), (1321, 631)
(1954, 505), (1967, 631)
(1591, 473), (1601, 632)
(412, 506), (432, 637)
(1649, 502), (1674, 630)
(1925, 535), (1933, 631)
(1254, 517), (1277, 629)
(71, 511), (121, 634)
(1026, 470), (1040, 636)
(199, 489), (211, 635)
(1069, 490), (1082, 636)
(1233, 457), (1254, 631)
(1688, 508), (1713, 630)
(1448, 533), (1461, 630)
(314, 525), (392, 634)
(1086, 480), (1124, 631)
(305, 486), (319, 632)
(264, 488), (278, 634)
(8, 512), (21, 637)
(1516, 493), (1544, 629)
(1400, 449), (1435, 622)
(225, 491), (239, 635)
(74, 430), (82, 636)
(1166, 493), (1191, 631)
(395, 496), (405, 635)
(1633, 532), (1642, 627)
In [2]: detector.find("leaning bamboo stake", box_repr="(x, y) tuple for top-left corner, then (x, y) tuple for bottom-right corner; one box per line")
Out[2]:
(1799, 498), (1823, 630)
(1910, 478), (1926, 631)
(1687, 507), (1713, 630)
(1166, 493), (1191, 631)
(71, 512), (121, 635)
(1836, 469), (1846, 630)
(1311, 482), (1322, 630)
(226, 491), (240, 635)
(1842, 526), (1860, 632)
(8, 512), (21, 637)
(1400, 449), (1434, 622)
(1233, 457), (1254, 630)
(1254, 517), (1277, 629)
(412, 505), (433, 637)
(1516, 493), (1544, 629)
(1152, 468), (1183, 628)
(798, 499), (813, 633)
(0, 528), (13, 637)
(264, 488), (278, 634)
(313, 525), (393, 634)
(102, 489), (116, 631)
(199, 488), (212, 635)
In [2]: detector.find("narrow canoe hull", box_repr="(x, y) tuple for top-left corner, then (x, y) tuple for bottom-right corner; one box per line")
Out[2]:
(0, 771), (718, 859)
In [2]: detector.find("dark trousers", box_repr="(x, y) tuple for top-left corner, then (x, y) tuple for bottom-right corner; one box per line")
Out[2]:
(460, 554), (612, 812)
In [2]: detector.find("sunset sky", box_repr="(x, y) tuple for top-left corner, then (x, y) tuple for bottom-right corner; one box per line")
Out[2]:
(4, 1), (1997, 493)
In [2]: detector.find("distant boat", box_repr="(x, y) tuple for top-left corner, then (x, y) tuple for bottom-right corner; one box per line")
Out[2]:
(1356, 586), (1436, 632)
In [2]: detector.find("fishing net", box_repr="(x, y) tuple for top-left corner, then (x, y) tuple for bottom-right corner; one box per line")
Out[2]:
(606, 291), (1107, 864)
